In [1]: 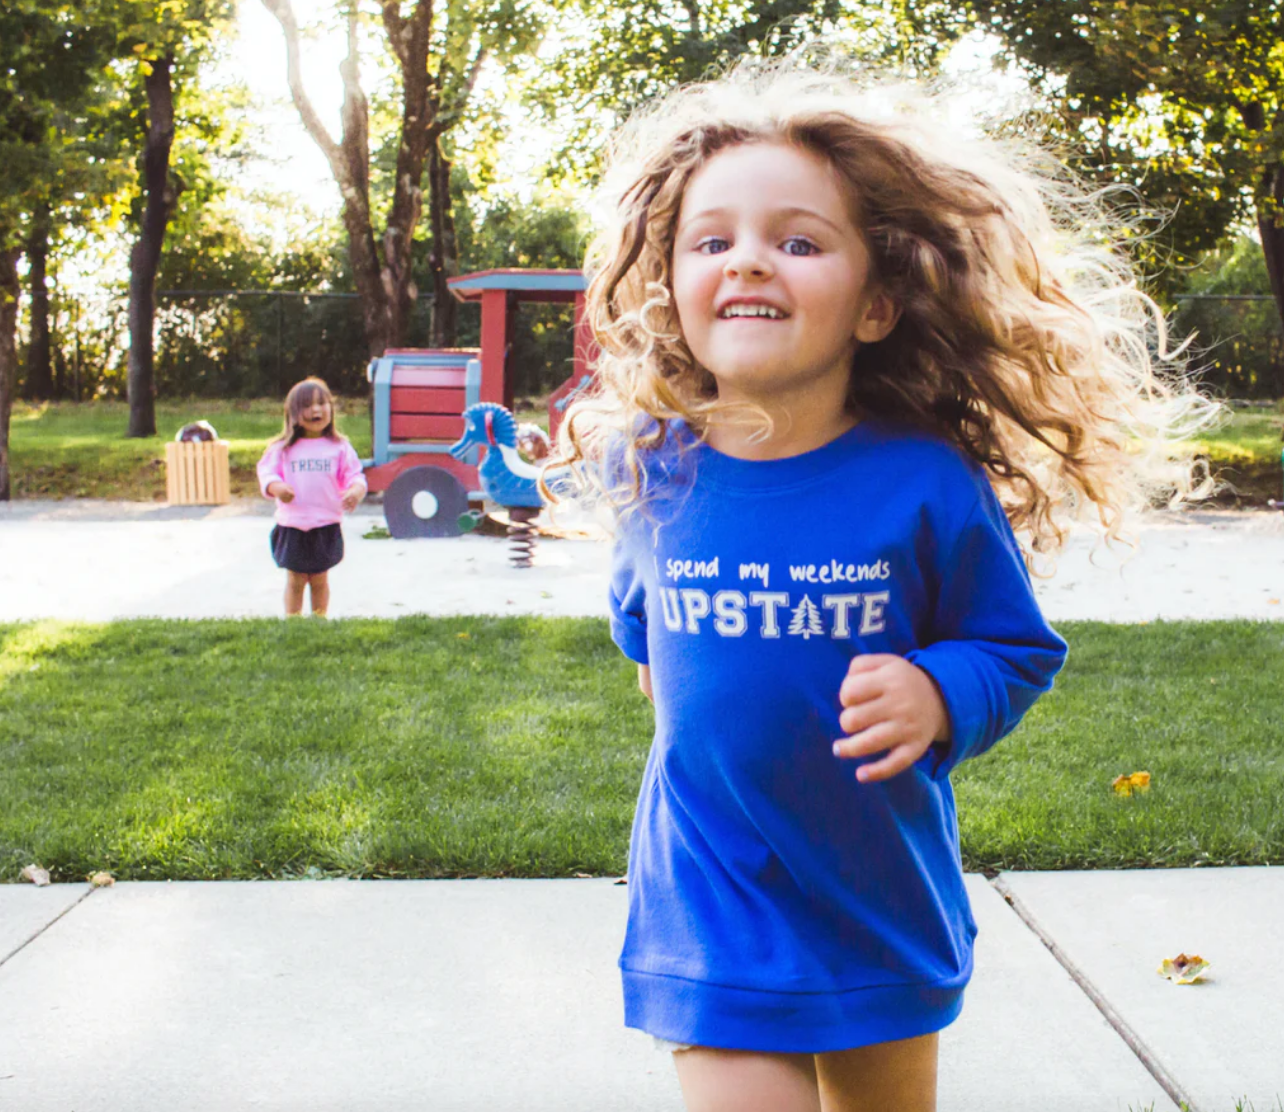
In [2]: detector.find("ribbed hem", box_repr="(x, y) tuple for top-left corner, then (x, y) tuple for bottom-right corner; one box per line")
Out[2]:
(622, 967), (965, 1054)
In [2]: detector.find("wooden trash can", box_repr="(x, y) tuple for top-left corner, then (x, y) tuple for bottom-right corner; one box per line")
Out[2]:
(165, 440), (231, 505)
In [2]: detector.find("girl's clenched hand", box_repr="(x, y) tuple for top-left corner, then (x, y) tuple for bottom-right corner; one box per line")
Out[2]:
(268, 481), (295, 503)
(834, 654), (950, 783)
(341, 485), (364, 512)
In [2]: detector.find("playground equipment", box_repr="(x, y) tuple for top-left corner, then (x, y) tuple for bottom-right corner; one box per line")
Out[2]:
(362, 268), (593, 539)
(450, 402), (544, 567)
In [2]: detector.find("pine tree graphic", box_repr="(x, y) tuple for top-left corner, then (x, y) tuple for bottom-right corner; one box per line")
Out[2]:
(787, 596), (824, 639)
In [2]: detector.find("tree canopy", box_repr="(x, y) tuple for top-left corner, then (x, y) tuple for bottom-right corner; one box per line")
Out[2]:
(973, 1), (1284, 312)
(526, 0), (969, 182)
(2, 0), (1282, 445)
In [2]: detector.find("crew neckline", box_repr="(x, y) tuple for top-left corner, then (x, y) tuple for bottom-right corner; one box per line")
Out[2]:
(689, 419), (881, 491)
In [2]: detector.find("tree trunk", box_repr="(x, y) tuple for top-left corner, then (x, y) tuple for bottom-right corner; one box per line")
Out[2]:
(343, 194), (391, 361)
(1258, 163), (1284, 339)
(0, 246), (19, 501)
(427, 136), (458, 347)
(379, 2), (431, 353)
(127, 55), (180, 439)
(54, 348), (69, 399)
(22, 200), (53, 401)
(439, 159), (458, 347)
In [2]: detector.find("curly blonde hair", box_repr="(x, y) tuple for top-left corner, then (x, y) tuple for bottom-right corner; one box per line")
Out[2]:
(554, 53), (1216, 555)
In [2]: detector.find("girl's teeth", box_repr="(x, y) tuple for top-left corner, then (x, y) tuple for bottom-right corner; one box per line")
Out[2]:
(721, 306), (785, 319)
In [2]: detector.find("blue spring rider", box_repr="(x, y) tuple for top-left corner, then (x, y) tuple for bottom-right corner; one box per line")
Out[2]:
(450, 402), (545, 566)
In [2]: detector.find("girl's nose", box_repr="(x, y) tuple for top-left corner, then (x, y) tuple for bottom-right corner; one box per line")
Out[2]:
(721, 241), (772, 280)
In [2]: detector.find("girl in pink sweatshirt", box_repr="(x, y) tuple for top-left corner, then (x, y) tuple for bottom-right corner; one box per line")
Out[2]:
(256, 377), (367, 617)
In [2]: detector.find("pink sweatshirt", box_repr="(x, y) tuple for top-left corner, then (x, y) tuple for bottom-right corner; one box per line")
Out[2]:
(256, 435), (367, 530)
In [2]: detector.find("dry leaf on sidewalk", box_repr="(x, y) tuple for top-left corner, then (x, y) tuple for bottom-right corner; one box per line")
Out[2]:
(1112, 771), (1151, 796)
(89, 872), (115, 887)
(1158, 953), (1209, 984)
(19, 864), (51, 886)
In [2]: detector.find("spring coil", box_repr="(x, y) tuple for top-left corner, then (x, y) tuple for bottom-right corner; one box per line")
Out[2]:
(507, 507), (539, 569)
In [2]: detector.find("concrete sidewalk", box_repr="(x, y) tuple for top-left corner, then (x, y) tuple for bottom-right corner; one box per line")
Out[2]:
(2, 499), (1283, 623)
(2, 871), (1281, 1112)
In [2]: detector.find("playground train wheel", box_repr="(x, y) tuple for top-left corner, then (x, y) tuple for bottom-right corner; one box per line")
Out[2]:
(383, 465), (470, 538)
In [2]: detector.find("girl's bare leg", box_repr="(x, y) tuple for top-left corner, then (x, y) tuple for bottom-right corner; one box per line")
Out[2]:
(308, 571), (330, 616)
(673, 1047), (821, 1112)
(814, 1031), (939, 1112)
(284, 571), (308, 615)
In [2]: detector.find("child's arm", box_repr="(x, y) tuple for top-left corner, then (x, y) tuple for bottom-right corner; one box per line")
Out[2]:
(256, 443), (294, 503)
(837, 482), (1066, 784)
(609, 531), (650, 681)
(906, 486), (1066, 780)
(337, 440), (367, 512)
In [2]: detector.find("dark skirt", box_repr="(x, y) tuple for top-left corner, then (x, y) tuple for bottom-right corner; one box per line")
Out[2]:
(270, 522), (344, 575)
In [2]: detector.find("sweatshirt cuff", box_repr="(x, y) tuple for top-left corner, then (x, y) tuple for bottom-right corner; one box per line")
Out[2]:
(610, 617), (649, 665)
(905, 644), (988, 781)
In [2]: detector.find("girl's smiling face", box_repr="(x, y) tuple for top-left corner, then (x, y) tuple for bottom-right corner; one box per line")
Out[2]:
(671, 142), (898, 415)
(298, 393), (332, 437)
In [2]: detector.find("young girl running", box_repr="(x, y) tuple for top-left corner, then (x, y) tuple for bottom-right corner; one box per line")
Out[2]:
(257, 377), (366, 617)
(556, 58), (1209, 1112)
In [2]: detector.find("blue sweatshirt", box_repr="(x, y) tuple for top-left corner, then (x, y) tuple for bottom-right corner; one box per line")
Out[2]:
(608, 418), (1067, 1053)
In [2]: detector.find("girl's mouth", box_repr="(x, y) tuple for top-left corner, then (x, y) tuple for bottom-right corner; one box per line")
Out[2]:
(716, 298), (791, 320)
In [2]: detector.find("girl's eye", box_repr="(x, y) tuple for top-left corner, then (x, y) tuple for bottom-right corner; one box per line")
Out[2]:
(783, 237), (819, 257)
(696, 237), (729, 254)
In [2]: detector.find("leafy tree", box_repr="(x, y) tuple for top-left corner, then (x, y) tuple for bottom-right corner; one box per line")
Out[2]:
(971, 1), (1284, 331)
(112, 0), (236, 437)
(526, 0), (969, 182)
(452, 186), (589, 395)
(261, 0), (543, 357)
(0, 0), (117, 499)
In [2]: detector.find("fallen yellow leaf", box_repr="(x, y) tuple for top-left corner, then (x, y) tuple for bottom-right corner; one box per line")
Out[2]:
(456, 632), (471, 640)
(89, 872), (115, 888)
(1158, 952), (1209, 984)
(1112, 771), (1151, 796)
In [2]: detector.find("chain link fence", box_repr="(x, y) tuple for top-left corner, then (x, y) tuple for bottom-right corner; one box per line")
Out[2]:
(1172, 294), (1284, 399)
(21, 289), (578, 402)
(19, 289), (1282, 402)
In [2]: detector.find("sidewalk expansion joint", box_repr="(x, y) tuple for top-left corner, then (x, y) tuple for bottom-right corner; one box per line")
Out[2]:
(0, 884), (100, 969)
(989, 875), (1201, 1112)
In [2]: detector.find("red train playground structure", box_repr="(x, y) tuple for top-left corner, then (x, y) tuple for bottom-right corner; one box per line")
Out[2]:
(360, 268), (595, 536)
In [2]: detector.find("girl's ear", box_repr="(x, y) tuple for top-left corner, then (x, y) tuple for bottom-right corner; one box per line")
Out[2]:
(854, 291), (901, 344)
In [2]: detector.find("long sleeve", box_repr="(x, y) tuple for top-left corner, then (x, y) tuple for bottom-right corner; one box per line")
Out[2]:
(256, 441), (286, 499)
(905, 483), (1067, 781)
(337, 440), (367, 493)
(609, 530), (650, 665)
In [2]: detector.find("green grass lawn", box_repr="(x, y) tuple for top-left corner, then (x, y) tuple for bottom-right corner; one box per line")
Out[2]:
(7, 397), (375, 500)
(2, 617), (1280, 883)
(1186, 404), (1283, 502)
(5, 397), (1279, 502)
